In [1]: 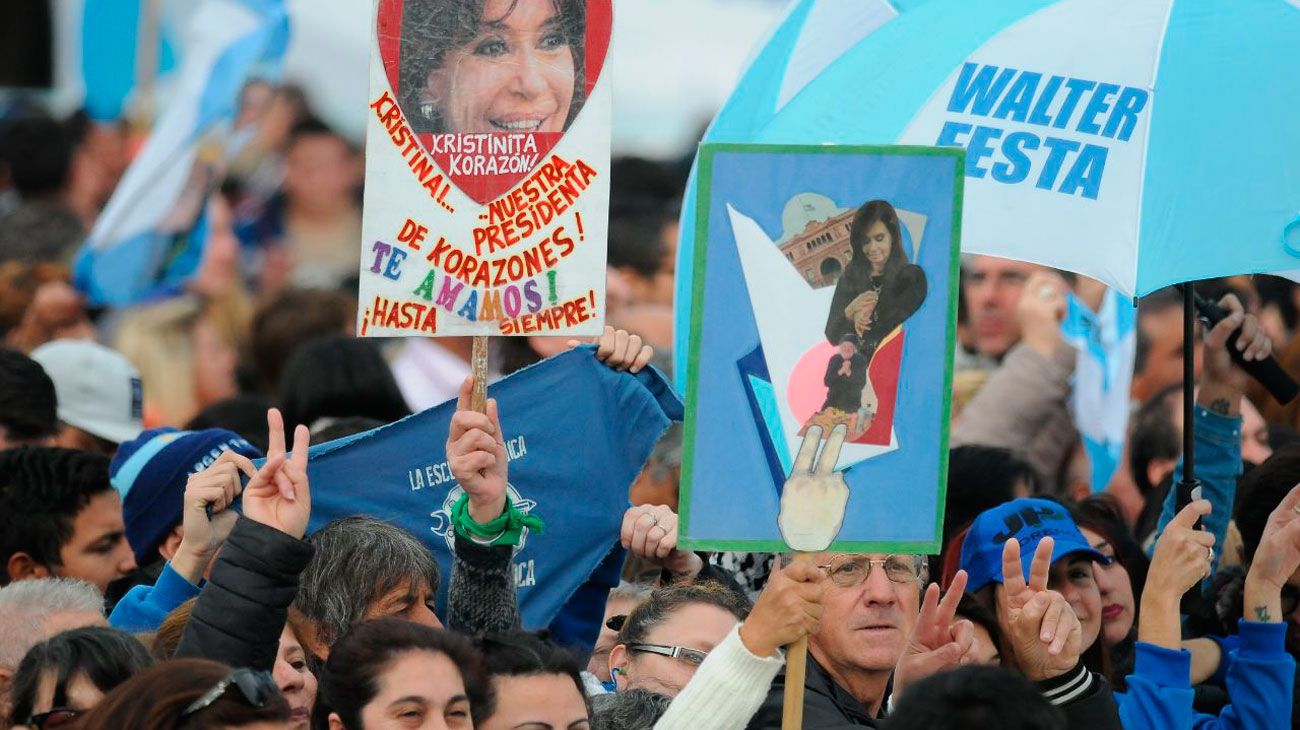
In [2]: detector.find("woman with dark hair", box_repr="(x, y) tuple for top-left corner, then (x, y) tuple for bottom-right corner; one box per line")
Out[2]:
(1068, 495), (1147, 694)
(1070, 496), (1148, 652)
(314, 618), (489, 730)
(7, 626), (153, 729)
(823, 199), (927, 360)
(277, 336), (411, 433)
(71, 657), (290, 730)
(474, 632), (590, 730)
(400, 0), (587, 135)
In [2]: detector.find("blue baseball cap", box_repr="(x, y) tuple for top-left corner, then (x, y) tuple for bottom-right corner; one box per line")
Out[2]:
(959, 498), (1106, 593)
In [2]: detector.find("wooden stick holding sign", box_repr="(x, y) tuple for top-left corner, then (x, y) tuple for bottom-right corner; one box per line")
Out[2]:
(470, 335), (491, 414)
(778, 424), (850, 730)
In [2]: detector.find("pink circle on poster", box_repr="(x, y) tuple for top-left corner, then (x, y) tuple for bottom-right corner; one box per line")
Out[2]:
(786, 332), (906, 447)
(787, 340), (837, 425)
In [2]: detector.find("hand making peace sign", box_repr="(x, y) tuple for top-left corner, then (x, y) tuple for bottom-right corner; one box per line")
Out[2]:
(998, 537), (1082, 681)
(242, 408), (312, 539)
(778, 424), (851, 552)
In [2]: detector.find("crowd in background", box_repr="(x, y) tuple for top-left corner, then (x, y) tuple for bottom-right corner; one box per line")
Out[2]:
(2, 80), (1300, 730)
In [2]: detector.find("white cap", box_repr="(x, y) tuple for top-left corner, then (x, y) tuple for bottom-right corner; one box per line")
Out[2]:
(30, 339), (144, 445)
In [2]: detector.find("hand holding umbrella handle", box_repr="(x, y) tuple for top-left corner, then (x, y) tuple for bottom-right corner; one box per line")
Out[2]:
(1186, 287), (1299, 405)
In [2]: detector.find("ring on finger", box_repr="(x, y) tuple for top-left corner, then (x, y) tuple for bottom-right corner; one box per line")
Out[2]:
(1206, 546), (1215, 564)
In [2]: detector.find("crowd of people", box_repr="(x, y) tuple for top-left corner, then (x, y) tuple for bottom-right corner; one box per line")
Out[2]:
(3, 75), (1300, 730)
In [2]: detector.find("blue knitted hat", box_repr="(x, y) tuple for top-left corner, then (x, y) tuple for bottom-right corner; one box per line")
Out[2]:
(109, 428), (263, 565)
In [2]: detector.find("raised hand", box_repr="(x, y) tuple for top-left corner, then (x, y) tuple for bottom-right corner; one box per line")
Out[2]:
(1141, 500), (1215, 647)
(1146, 500), (1216, 600)
(778, 425), (850, 552)
(447, 376), (509, 523)
(171, 450), (255, 583)
(567, 326), (654, 373)
(739, 556), (825, 658)
(620, 504), (702, 580)
(242, 408), (311, 539)
(1201, 293), (1269, 408)
(998, 537), (1081, 680)
(893, 570), (976, 697)
(1244, 484), (1300, 624)
(1016, 271), (1069, 359)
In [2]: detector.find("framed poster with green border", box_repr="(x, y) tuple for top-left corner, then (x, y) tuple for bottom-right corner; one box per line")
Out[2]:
(680, 143), (964, 554)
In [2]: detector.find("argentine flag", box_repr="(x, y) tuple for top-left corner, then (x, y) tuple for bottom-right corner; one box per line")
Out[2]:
(75, 0), (289, 307)
(1063, 290), (1136, 494)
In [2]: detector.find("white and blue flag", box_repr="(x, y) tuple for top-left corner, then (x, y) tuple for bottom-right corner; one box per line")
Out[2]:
(74, 0), (288, 307)
(1062, 290), (1136, 493)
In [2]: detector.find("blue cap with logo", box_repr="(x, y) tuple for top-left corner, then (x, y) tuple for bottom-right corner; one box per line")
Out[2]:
(109, 428), (263, 565)
(959, 497), (1106, 594)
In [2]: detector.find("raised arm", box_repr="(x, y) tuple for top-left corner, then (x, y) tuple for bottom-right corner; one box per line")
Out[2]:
(176, 409), (314, 670)
(1155, 294), (1269, 576)
(445, 375), (522, 634)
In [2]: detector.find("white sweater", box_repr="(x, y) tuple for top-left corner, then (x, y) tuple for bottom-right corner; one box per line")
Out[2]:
(654, 623), (786, 730)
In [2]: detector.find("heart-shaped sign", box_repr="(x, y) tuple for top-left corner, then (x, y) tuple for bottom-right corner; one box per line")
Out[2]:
(375, 0), (612, 204)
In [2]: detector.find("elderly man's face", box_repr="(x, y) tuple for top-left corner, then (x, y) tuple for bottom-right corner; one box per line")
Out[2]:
(809, 553), (923, 673)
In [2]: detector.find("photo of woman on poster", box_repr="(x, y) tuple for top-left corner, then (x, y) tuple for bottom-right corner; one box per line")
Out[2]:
(399, 0), (587, 135)
(824, 199), (927, 361)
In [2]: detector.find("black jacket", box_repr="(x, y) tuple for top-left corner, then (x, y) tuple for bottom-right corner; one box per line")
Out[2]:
(823, 352), (869, 412)
(175, 517), (314, 671)
(745, 654), (879, 729)
(825, 262), (927, 359)
(742, 656), (1121, 730)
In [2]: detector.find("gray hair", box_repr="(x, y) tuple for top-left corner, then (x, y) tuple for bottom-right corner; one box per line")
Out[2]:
(0, 578), (104, 670)
(591, 689), (671, 730)
(295, 516), (441, 648)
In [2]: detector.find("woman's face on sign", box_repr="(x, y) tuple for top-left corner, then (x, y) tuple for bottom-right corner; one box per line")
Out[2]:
(429, 0), (576, 134)
(862, 221), (892, 269)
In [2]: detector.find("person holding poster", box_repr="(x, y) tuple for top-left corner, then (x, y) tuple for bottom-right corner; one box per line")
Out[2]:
(400, 0), (586, 135)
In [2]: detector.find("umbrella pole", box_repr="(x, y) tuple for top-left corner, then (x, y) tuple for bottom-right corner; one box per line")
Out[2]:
(1178, 283), (1203, 612)
(1182, 284), (1195, 486)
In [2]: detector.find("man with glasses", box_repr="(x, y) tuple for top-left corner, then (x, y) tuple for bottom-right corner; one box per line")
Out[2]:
(745, 553), (977, 728)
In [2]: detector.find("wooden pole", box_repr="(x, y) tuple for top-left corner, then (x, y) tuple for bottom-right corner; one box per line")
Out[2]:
(470, 335), (490, 413)
(133, 0), (163, 128)
(782, 552), (813, 730)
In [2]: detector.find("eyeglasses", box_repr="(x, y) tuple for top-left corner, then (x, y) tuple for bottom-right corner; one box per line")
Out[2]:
(24, 708), (82, 729)
(817, 555), (925, 586)
(182, 668), (280, 718)
(627, 643), (709, 666)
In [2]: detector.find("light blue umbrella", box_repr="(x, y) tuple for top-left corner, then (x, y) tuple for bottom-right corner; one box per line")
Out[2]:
(675, 0), (1300, 376)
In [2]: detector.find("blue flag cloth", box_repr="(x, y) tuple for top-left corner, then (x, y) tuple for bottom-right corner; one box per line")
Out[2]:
(301, 347), (683, 651)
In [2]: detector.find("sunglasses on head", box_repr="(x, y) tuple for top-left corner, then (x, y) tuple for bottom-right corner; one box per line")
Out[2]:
(23, 708), (81, 730)
(605, 614), (627, 632)
(182, 668), (280, 718)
